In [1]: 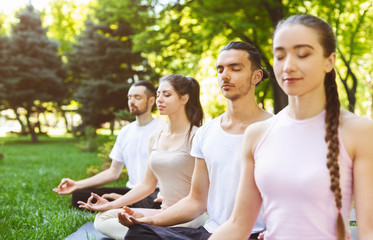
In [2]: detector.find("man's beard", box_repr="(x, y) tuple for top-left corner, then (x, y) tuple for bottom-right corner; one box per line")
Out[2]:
(224, 84), (252, 101)
(130, 103), (148, 116)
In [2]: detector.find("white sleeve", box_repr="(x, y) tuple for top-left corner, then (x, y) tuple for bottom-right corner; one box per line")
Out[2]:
(190, 127), (204, 159)
(108, 126), (128, 163)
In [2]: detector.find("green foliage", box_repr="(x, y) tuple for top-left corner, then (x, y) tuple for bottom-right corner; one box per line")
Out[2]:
(75, 126), (130, 181)
(301, 0), (373, 113)
(129, 0), (289, 113)
(76, 126), (113, 153)
(86, 134), (125, 179)
(0, 13), (6, 35)
(47, 0), (93, 54)
(0, 6), (68, 142)
(93, 0), (155, 33)
(0, 0), (372, 127)
(126, 0), (372, 115)
(76, 125), (97, 152)
(114, 109), (136, 122)
(0, 34), (11, 112)
(68, 19), (155, 129)
(84, 133), (128, 180)
(9, 6), (67, 106)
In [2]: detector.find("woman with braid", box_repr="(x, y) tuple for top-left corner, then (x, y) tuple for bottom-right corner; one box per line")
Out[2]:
(210, 14), (373, 240)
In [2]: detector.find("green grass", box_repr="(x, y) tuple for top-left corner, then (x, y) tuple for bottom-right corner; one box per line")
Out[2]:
(0, 135), (126, 239)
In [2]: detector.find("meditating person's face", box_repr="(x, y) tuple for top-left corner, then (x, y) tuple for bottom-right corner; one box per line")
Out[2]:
(127, 85), (150, 116)
(156, 81), (188, 116)
(216, 49), (256, 101)
(273, 24), (335, 98)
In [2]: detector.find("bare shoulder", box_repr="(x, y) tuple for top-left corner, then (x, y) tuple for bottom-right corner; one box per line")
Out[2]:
(340, 109), (373, 159)
(243, 115), (275, 150)
(340, 109), (373, 136)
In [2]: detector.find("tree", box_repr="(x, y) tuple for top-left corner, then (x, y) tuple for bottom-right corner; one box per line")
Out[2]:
(47, 0), (93, 54)
(68, 19), (154, 134)
(112, 0), (372, 115)
(303, 0), (373, 113)
(125, 0), (290, 113)
(5, 5), (67, 143)
(0, 13), (6, 35)
(0, 34), (10, 109)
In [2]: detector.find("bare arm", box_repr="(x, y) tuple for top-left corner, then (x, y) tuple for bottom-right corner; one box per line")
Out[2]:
(349, 117), (373, 240)
(53, 160), (124, 194)
(152, 157), (210, 225)
(119, 157), (210, 227)
(210, 126), (263, 240)
(78, 161), (158, 211)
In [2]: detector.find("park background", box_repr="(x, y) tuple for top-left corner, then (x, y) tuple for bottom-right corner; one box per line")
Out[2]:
(0, 0), (371, 239)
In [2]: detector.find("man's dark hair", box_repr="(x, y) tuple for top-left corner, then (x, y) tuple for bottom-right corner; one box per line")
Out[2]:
(221, 41), (269, 80)
(132, 80), (156, 98)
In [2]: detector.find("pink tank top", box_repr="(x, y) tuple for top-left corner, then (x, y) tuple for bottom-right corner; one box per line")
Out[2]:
(254, 107), (353, 240)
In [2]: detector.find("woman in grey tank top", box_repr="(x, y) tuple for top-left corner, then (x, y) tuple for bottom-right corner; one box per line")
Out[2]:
(83, 74), (206, 240)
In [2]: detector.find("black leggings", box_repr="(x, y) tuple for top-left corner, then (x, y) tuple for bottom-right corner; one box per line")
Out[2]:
(125, 224), (260, 240)
(125, 224), (212, 240)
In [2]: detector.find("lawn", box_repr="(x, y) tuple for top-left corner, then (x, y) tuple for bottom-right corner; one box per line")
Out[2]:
(0, 135), (126, 239)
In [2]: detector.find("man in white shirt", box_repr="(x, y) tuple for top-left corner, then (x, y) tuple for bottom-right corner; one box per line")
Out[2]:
(119, 42), (272, 239)
(53, 80), (165, 209)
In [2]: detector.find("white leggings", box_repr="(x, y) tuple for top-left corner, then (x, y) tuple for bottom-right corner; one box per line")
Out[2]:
(94, 208), (209, 240)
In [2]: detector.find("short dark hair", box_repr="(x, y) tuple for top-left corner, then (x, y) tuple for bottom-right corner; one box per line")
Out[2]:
(221, 41), (269, 80)
(132, 80), (156, 98)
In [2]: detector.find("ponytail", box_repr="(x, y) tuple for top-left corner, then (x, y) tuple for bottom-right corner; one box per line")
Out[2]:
(324, 69), (345, 240)
(159, 74), (204, 141)
(185, 77), (203, 141)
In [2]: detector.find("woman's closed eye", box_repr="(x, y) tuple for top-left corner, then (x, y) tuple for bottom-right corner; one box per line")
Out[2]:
(274, 53), (285, 61)
(298, 53), (310, 59)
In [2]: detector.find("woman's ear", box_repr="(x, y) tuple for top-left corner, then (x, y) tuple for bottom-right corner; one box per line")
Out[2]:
(325, 52), (336, 73)
(182, 94), (189, 104)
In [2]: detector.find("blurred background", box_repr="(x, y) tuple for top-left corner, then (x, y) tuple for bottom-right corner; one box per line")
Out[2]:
(0, 0), (372, 142)
(0, 1), (370, 238)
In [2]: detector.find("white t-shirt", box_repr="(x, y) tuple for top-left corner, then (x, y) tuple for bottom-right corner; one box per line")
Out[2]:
(109, 118), (165, 188)
(191, 115), (265, 233)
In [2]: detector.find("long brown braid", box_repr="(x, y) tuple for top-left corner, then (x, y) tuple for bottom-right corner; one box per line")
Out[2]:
(275, 15), (345, 240)
(324, 69), (345, 240)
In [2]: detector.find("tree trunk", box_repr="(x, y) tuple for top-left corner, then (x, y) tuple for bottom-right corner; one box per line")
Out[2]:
(110, 119), (115, 135)
(25, 109), (38, 143)
(347, 91), (356, 113)
(262, 0), (288, 113)
(42, 112), (50, 127)
(12, 107), (27, 135)
(271, 79), (288, 113)
(36, 112), (43, 134)
(63, 110), (71, 132)
(57, 106), (72, 133)
(336, 58), (357, 113)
